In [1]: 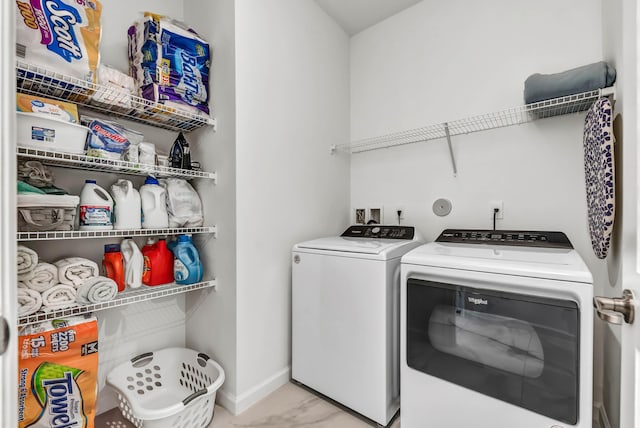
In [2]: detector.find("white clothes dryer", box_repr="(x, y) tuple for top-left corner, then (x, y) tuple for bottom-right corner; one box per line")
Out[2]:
(400, 229), (593, 428)
(292, 225), (423, 426)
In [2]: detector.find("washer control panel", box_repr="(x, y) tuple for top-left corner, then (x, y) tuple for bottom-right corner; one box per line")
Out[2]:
(341, 225), (415, 240)
(436, 229), (573, 249)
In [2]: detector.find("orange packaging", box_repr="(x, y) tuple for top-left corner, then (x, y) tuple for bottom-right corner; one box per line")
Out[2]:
(16, 94), (80, 124)
(18, 316), (99, 428)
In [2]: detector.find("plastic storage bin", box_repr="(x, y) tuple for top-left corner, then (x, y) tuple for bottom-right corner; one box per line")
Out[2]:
(17, 194), (80, 231)
(17, 111), (88, 154)
(106, 347), (225, 428)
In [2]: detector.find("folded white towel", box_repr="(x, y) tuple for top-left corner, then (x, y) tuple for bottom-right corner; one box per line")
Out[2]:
(17, 288), (42, 316)
(17, 270), (35, 282)
(76, 276), (118, 305)
(17, 245), (38, 275)
(54, 257), (99, 287)
(22, 262), (58, 293)
(41, 284), (77, 310)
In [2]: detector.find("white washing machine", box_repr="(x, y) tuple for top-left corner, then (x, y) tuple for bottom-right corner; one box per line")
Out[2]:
(400, 229), (593, 428)
(292, 225), (423, 426)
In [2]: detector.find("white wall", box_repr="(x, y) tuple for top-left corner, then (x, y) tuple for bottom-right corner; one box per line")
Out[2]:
(234, 0), (350, 413)
(350, 0), (608, 299)
(183, 0), (240, 410)
(350, 0), (612, 423)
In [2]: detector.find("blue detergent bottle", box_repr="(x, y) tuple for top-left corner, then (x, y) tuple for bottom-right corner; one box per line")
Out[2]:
(171, 234), (204, 284)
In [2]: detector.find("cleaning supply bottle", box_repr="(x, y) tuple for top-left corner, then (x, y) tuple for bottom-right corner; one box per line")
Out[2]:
(111, 179), (141, 230)
(169, 132), (192, 170)
(171, 234), (204, 285)
(79, 180), (114, 230)
(103, 243), (125, 292)
(140, 176), (169, 229)
(121, 238), (143, 289)
(141, 238), (174, 286)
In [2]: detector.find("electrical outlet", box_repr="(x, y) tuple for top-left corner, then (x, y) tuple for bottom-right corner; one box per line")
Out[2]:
(395, 206), (405, 225)
(369, 207), (382, 224)
(489, 200), (504, 219)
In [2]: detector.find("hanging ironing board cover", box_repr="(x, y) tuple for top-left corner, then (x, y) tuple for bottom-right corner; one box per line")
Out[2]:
(583, 97), (615, 259)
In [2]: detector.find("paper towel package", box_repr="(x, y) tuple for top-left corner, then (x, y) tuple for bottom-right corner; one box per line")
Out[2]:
(15, 0), (103, 83)
(18, 316), (99, 428)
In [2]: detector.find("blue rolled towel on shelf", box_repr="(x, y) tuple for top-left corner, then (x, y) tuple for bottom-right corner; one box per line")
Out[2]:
(524, 61), (616, 104)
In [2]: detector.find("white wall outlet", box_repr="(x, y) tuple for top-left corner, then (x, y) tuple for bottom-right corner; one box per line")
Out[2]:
(369, 207), (383, 224)
(395, 206), (405, 225)
(489, 200), (504, 219)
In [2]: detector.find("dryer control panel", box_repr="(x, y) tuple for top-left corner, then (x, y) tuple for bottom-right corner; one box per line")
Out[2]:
(341, 225), (415, 240)
(436, 229), (573, 248)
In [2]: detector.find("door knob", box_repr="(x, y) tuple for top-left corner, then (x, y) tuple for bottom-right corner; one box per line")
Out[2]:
(0, 316), (9, 356)
(593, 289), (635, 325)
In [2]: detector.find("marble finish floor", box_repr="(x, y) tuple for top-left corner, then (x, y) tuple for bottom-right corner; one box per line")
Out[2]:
(97, 381), (401, 428)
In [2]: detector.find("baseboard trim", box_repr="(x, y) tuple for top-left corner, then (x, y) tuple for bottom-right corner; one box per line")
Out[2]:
(594, 401), (612, 428)
(215, 366), (291, 416)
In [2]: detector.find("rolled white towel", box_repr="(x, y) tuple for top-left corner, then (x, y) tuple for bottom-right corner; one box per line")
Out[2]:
(54, 257), (99, 287)
(17, 288), (42, 316)
(76, 276), (118, 305)
(22, 263), (58, 293)
(41, 284), (77, 310)
(17, 245), (38, 275)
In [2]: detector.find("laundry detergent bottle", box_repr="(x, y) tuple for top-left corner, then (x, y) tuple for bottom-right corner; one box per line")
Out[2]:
(141, 238), (174, 286)
(103, 243), (125, 292)
(79, 180), (114, 230)
(111, 179), (141, 230)
(140, 176), (169, 229)
(171, 234), (203, 285)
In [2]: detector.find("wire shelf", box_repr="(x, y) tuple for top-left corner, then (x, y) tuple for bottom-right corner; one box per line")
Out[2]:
(17, 225), (217, 241)
(18, 279), (217, 327)
(345, 88), (614, 153)
(16, 60), (216, 133)
(17, 146), (217, 181)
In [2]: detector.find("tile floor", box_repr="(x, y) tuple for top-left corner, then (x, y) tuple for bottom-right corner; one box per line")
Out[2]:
(97, 381), (401, 428)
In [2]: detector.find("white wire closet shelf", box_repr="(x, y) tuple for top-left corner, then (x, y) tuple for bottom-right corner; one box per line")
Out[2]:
(342, 87), (616, 154)
(18, 279), (217, 326)
(17, 146), (217, 181)
(17, 225), (217, 241)
(16, 60), (216, 133)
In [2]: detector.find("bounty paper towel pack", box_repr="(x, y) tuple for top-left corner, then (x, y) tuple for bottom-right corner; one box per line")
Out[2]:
(15, 0), (103, 83)
(128, 12), (211, 115)
(18, 316), (99, 428)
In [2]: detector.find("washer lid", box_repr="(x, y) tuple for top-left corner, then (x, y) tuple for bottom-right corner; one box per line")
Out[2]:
(402, 242), (593, 284)
(296, 236), (413, 255)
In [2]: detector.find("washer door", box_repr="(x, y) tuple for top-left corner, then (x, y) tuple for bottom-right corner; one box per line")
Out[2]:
(406, 278), (579, 425)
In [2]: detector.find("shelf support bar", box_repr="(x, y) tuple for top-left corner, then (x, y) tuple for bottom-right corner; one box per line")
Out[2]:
(444, 123), (457, 177)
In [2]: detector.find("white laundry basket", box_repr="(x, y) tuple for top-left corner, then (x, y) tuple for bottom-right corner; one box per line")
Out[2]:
(106, 347), (225, 428)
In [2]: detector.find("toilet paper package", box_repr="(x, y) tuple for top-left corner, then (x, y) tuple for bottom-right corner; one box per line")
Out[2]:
(15, 0), (103, 84)
(90, 64), (136, 110)
(18, 316), (99, 428)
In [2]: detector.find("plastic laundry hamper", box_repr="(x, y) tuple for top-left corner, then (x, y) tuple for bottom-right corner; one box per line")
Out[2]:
(106, 347), (225, 428)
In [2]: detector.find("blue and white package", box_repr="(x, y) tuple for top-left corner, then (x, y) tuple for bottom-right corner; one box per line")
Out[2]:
(85, 119), (131, 159)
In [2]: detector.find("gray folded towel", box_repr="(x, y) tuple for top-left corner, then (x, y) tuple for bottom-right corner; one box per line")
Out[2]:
(524, 61), (616, 104)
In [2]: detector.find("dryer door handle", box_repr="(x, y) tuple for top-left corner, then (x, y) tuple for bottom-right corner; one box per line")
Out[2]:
(593, 290), (635, 325)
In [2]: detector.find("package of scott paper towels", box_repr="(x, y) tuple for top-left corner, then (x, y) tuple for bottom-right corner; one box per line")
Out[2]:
(15, 0), (103, 83)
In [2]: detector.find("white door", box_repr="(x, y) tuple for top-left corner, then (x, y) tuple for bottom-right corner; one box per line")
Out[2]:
(0, 1), (16, 427)
(594, 2), (640, 427)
